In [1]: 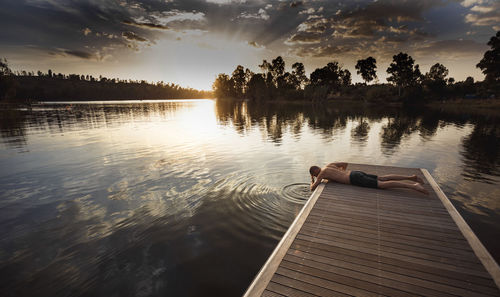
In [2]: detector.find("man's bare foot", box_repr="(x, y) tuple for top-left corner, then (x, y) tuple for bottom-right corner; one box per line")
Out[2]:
(412, 175), (425, 184)
(413, 183), (429, 195)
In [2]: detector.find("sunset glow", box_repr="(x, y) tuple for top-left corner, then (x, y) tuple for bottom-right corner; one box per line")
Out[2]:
(1, 0), (499, 90)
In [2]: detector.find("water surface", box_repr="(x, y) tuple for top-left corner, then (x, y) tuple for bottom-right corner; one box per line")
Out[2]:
(1, 99), (499, 296)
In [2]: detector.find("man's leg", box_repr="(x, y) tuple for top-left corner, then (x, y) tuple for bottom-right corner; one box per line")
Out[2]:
(378, 174), (424, 184)
(378, 180), (429, 195)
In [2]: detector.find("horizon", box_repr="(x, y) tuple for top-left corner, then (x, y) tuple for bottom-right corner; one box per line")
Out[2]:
(1, 0), (499, 90)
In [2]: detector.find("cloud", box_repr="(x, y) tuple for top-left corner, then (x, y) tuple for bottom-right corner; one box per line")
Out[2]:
(414, 39), (487, 59)
(122, 31), (148, 42)
(205, 0), (246, 4)
(464, 1), (500, 29)
(238, 8), (270, 21)
(285, 32), (323, 45)
(123, 20), (169, 30)
(461, 0), (484, 7)
(64, 49), (95, 59)
(297, 17), (328, 33)
(293, 44), (349, 57)
(247, 41), (264, 48)
(48, 48), (96, 60)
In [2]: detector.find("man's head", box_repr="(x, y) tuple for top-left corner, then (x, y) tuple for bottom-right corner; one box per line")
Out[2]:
(309, 165), (321, 177)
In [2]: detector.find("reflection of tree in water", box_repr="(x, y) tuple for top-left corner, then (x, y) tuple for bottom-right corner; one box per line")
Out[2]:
(215, 100), (396, 143)
(0, 109), (28, 149)
(461, 122), (500, 181)
(380, 116), (418, 154)
(418, 112), (440, 140)
(351, 118), (370, 143)
(0, 102), (187, 148)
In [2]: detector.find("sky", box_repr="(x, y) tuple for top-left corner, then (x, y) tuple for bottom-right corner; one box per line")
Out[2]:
(0, 0), (499, 90)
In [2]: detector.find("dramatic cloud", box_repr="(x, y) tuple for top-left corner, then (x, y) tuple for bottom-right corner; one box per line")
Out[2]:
(0, 0), (496, 88)
(122, 31), (148, 42)
(463, 0), (500, 30)
(286, 32), (323, 45)
(415, 39), (488, 59)
(49, 49), (96, 60)
(123, 20), (169, 30)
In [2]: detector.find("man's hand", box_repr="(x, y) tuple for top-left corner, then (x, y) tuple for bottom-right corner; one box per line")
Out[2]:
(310, 172), (323, 191)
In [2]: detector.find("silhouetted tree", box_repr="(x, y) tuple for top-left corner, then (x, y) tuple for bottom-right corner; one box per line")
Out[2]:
(387, 52), (422, 96)
(426, 63), (448, 81)
(310, 62), (344, 88)
(0, 58), (16, 100)
(213, 73), (234, 98)
(477, 31), (500, 83)
(355, 57), (377, 84)
(423, 63), (449, 99)
(291, 62), (308, 89)
(231, 65), (246, 98)
(341, 69), (351, 86)
(246, 73), (267, 100)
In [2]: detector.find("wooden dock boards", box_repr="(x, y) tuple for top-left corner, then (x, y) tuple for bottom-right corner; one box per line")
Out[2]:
(243, 164), (500, 297)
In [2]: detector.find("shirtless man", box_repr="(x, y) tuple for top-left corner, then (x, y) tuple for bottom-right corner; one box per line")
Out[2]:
(309, 162), (428, 194)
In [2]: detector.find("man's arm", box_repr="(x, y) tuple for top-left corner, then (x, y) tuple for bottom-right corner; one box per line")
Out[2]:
(310, 172), (324, 191)
(328, 162), (348, 170)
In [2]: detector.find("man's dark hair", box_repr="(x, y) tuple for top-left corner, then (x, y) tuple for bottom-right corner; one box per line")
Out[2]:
(309, 165), (320, 176)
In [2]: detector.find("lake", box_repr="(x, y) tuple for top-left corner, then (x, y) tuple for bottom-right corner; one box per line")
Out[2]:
(1, 99), (499, 297)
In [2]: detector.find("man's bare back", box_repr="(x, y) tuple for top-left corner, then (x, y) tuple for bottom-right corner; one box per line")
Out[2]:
(320, 164), (351, 184)
(310, 162), (350, 191)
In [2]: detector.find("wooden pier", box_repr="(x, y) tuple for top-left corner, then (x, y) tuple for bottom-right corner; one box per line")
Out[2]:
(244, 164), (500, 297)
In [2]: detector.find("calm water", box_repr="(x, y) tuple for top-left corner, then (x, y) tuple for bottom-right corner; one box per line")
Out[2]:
(1, 99), (499, 296)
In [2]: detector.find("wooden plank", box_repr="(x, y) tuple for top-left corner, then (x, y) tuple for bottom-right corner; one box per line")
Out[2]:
(292, 238), (498, 288)
(422, 168), (500, 289)
(265, 281), (318, 297)
(309, 209), (466, 239)
(301, 220), (480, 260)
(314, 201), (459, 229)
(271, 274), (349, 297)
(283, 254), (490, 297)
(296, 233), (491, 278)
(305, 216), (475, 254)
(275, 266), (377, 296)
(242, 183), (325, 297)
(299, 225), (485, 270)
(261, 290), (285, 297)
(289, 244), (500, 294)
(280, 260), (420, 297)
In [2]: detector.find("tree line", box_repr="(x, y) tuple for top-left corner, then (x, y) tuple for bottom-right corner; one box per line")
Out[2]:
(0, 63), (212, 102)
(213, 31), (500, 103)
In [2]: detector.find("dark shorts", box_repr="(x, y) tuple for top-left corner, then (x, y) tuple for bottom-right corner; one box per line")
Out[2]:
(349, 171), (378, 188)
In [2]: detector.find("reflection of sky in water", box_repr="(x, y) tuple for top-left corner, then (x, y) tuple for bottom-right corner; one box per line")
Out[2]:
(0, 100), (499, 296)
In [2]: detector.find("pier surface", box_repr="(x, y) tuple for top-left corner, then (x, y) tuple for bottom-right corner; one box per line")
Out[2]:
(244, 164), (500, 297)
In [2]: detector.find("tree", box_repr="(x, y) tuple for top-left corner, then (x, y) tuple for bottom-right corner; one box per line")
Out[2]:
(355, 57), (377, 84)
(291, 62), (308, 89)
(310, 62), (343, 88)
(386, 52), (422, 96)
(259, 56), (286, 88)
(212, 73), (234, 98)
(271, 56), (285, 80)
(0, 58), (16, 100)
(423, 63), (449, 99)
(231, 65), (246, 98)
(246, 73), (267, 100)
(426, 63), (448, 82)
(341, 69), (351, 87)
(477, 31), (500, 82)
